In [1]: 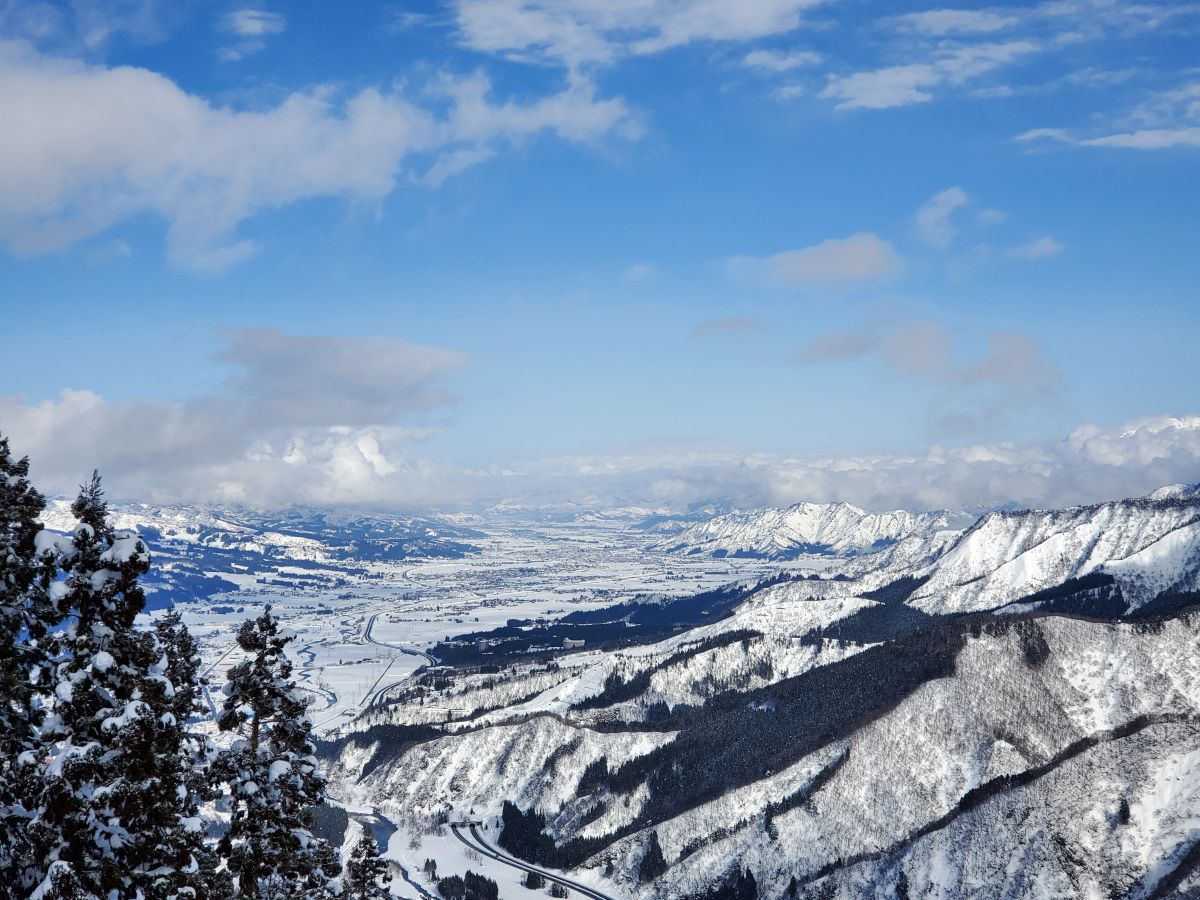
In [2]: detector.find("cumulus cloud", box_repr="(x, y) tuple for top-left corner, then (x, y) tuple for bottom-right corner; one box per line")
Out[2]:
(729, 232), (903, 287)
(0, 328), (467, 508)
(3, 386), (1198, 515)
(0, 41), (633, 269)
(914, 186), (969, 249)
(470, 415), (1200, 515)
(4, 391), (1195, 518)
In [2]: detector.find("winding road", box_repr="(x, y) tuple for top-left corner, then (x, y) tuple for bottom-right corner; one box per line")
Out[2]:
(450, 823), (617, 900)
(361, 612), (439, 708)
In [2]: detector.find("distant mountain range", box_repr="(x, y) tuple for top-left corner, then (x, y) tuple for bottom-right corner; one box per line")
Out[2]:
(651, 501), (957, 559)
(39, 500), (482, 607)
(332, 482), (1200, 898)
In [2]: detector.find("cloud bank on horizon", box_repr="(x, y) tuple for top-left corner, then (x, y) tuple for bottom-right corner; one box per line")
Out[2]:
(3, 366), (1199, 515)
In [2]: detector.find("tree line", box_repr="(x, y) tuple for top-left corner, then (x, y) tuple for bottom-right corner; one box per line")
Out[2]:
(0, 436), (391, 899)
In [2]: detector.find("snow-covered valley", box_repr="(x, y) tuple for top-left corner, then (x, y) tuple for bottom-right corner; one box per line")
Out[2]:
(45, 486), (1200, 898)
(315, 488), (1200, 898)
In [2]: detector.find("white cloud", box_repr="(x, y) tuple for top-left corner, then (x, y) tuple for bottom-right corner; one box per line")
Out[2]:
(450, 0), (827, 68)
(821, 64), (942, 109)
(474, 415), (1200, 515)
(0, 41), (634, 269)
(913, 186), (969, 249)
(0, 328), (468, 508)
(822, 39), (1040, 110)
(217, 11), (286, 61)
(1020, 124), (1200, 151)
(1009, 235), (1064, 259)
(220, 9), (287, 38)
(7, 385), (1198, 516)
(217, 327), (467, 427)
(890, 9), (1021, 36)
(729, 232), (903, 286)
(1015, 126), (1072, 144)
(0, 0), (173, 52)
(1016, 79), (1200, 151)
(1081, 127), (1200, 149)
(0, 327), (1194, 514)
(742, 48), (822, 72)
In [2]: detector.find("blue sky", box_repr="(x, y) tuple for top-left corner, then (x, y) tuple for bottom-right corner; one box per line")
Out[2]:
(0, 0), (1198, 512)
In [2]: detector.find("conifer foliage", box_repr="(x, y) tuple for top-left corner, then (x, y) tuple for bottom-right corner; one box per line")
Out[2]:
(0, 442), (358, 899)
(28, 471), (215, 898)
(343, 829), (391, 899)
(215, 605), (341, 897)
(0, 436), (59, 891)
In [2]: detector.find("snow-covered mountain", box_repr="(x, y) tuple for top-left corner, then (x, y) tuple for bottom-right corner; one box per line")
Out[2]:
(840, 489), (1200, 617)
(653, 501), (953, 559)
(328, 483), (1200, 898)
(38, 499), (481, 607)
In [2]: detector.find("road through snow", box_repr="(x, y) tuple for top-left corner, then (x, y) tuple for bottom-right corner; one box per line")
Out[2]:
(450, 823), (618, 900)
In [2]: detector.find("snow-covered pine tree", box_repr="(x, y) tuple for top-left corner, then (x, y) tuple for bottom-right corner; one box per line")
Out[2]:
(0, 435), (60, 891)
(214, 605), (341, 898)
(154, 608), (206, 725)
(342, 829), (391, 899)
(28, 472), (216, 899)
(153, 608), (230, 897)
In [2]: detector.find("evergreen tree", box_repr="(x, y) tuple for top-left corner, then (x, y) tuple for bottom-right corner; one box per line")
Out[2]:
(154, 608), (207, 724)
(437, 874), (465, 899)
(523, 870), (545, 890)
(343, 830), (391, 899)
(0, 435), (60, 891)
(638, 831), (668, 882)
(154, 608), (230, 898)
(214, 605), (341, 897)
(28, 472), (216, 898)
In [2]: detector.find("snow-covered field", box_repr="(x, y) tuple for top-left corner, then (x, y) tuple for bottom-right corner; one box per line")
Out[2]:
(148, 516), (811, 735)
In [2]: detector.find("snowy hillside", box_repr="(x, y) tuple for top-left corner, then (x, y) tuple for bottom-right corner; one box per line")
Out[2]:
(888, 492), (1200, 615)
(653, 501), (952, 559)
(37, 499), (482, 607)
(327, 484), (1200, 898)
